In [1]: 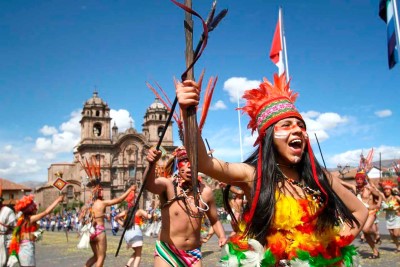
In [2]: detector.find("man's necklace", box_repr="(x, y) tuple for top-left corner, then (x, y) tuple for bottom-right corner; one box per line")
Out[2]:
(173, 177), (209, 217)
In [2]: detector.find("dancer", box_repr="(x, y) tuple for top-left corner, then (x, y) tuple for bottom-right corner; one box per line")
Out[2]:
(0, 187), (16, 267)
(110, 206), (119, 236)
(380, 180), (400, 253)
(146, 146), (227, 267)
(84, 184), (136, 267)
(7, 194), (63, 267)
(115, 191), (151, 267)
(355, 170), (382, 259)
(176, 73), (368, 266)
(144, 199), (161, 238)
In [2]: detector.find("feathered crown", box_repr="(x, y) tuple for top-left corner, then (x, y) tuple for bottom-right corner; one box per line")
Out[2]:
(175, 146), (188, 163)
(15, 194), (36, 212)
(240, 73), (303, 144)
(355, 170), (367, 180)
(159, 146), (189, 177)
(79, 155), (101, 185)
(380, 180), (396, 189)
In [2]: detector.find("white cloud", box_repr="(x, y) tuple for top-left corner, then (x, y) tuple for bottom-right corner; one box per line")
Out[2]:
(4, 145), (12, 152)
(40, 125), (58, 136)
(375, 109), (392, 118)
(0, 144), (45, 181)
(201, 126), (257, 163)
(25, 158), (37, 165)
(302, 111), (348, 142)
(328, 145), (400, 167)
(0, 110), (82, 181)
(110, 109), (134, 132)
(242, 133), (257, 148)
(34, 110), (81, 154)
(33, 108), (134, 157)
(210, 100), (227, 110)
(302, 110), (320, 119)
(60, 110), (81, 135)
(223, 77), (260, 103)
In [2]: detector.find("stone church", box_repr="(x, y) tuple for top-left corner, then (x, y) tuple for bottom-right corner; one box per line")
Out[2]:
(35, 92), (177, 210)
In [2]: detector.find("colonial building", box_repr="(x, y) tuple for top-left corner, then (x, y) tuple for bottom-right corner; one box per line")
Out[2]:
(35, 92), (177, 209)
(0, 178), (32, 206)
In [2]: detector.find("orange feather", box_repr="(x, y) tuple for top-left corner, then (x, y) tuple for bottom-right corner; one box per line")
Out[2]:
(85, 158), (92, 178)
(199, 76), (218, 131)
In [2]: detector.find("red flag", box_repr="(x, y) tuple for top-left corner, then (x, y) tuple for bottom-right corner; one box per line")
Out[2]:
(269, 9), (284, 75)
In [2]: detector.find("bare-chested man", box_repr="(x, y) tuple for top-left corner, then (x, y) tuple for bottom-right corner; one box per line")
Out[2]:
(84, 184), (136, 267)
(355, 170), (382, 259)
(146, 146), (227, 267)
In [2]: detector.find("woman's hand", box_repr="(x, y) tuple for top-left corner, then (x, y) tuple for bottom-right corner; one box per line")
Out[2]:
(175, 80), (200, 109)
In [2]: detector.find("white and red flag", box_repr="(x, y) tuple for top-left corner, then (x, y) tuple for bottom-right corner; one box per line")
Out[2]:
(269, 8), (284, 75)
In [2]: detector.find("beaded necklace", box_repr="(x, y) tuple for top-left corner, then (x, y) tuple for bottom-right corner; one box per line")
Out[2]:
(173, 177), (209, 218)
(278, 171), (325, 208)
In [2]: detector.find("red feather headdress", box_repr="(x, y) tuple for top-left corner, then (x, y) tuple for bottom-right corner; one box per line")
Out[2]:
(239, 73), (303, 145)
(15, 194), (36, 213)
(380, 179), (396, 189)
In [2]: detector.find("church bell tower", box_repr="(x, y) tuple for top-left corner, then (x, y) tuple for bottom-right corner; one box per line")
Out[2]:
(80, 91), (112, 145)
(142, 98), (174, 148)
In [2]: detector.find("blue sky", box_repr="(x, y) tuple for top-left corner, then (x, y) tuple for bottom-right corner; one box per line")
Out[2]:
(1, 0), (399, 182)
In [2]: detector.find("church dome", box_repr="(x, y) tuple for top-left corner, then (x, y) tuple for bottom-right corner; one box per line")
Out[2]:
(149, 98), (166, 110)
(85, 91), (108, 107)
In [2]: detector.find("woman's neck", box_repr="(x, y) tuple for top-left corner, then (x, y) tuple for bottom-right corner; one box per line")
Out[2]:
(277, 164), (300, 182)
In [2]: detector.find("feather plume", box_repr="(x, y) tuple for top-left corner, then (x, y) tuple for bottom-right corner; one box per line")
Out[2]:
(91, 156), (97, 177)
(97, 155), (101, 177)
(197, 69), (206, 95)
(147, 70), (217, 138)
(146, 81), (181, 130)
(155, 81), (174, 107)
(85, 157), (92, 178)
(199, 76), (217, 131)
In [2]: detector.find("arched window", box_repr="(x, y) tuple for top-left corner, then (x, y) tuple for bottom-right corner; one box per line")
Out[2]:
(96, 110), (100, 117)
(159, 114), (162, 120)
(157, 126), (164, 138)
(129, 166), (136, 178)
(67, 185), (74, 198)
(93, 123), (102, 137)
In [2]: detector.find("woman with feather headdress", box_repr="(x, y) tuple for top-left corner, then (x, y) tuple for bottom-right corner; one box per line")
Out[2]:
(176, 73), (368, 266)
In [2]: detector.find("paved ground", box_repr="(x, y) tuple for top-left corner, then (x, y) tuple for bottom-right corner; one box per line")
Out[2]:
(35, 223), (400, 266)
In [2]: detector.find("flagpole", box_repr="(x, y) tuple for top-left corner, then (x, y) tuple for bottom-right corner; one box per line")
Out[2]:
(237, 87), (244, 162)
(392, 0), (400, 52)
(280, 7), (290, 83)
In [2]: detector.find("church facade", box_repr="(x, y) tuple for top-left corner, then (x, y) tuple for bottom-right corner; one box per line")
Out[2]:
(35, 92), (177, 210)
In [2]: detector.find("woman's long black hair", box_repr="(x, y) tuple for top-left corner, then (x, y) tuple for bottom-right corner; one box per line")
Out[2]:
(243, 124), (361, 246)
